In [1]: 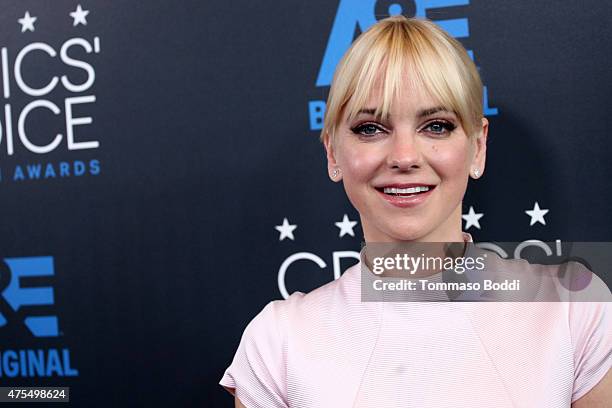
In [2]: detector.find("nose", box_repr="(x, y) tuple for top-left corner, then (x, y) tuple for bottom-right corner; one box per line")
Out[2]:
(386, 128), (423, 171)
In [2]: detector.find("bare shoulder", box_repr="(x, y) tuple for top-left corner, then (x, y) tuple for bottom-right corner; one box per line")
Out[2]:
(572, 368), (612, 408)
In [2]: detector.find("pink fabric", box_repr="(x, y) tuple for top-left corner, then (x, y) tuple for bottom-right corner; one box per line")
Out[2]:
(220, 243), (611, 407)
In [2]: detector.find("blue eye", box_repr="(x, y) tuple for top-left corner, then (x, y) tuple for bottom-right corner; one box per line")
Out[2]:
(351, 123), (385, 137)
(423, 120), (456, 135)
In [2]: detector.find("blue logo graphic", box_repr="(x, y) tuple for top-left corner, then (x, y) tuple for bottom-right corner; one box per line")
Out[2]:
(0, 257), (58, 337)
(309, 0), (498, 130)
(0, 256), (79, 378)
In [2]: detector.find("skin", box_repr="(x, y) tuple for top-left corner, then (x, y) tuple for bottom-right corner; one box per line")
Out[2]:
(325, 75), (487, 244)
(571, 368), (612, 407)
(234, 71), (611, 407)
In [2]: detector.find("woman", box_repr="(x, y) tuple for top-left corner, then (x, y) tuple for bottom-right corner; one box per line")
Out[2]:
(220, 16), (611, 407)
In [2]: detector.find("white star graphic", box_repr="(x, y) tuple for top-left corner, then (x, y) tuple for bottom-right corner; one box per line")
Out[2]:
(462, 206), (484, 230)
(70, 4), (89, 26)
(18, 11), (37, 33)
(334, 214), (358, 238)
(525, 202), (549, 226)
(275, 218), (297, 241)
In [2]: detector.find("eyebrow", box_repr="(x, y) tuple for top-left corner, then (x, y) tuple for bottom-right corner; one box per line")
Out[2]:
(416, 106), (452, 118)
(355, 106), (453, 119)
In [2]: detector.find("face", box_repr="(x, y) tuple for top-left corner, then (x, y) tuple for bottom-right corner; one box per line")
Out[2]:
(326, 73), (488, 243)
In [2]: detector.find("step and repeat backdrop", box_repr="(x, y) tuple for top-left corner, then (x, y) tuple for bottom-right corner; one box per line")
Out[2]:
(0, 1), (610, 406)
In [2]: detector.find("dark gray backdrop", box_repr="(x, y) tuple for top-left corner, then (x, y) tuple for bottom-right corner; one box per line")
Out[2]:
(0, 1), (610, 406)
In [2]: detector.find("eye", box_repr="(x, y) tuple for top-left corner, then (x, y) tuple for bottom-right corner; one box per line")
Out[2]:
(422, 120), (456, 135)
(350, 122), (386, 137)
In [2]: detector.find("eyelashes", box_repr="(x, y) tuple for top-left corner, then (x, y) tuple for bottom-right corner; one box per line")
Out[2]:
(350, 120), (457, 137)
(350, 122), (385, 136)
(424, 120), (456, 134)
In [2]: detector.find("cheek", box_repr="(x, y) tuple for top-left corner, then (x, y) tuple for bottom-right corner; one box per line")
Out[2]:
(426, 142), (471, 178)
(338, 144), (384, 182)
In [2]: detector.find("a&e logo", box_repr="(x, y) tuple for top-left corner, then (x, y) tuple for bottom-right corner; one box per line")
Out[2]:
(308, 0), (499, 130)
(0, 256), (78, 378)
(0, 257), (58, 337)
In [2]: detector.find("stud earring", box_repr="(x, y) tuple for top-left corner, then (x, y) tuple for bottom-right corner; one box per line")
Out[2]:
(472, 168), (480, 178)
(331, 168), (340, 179)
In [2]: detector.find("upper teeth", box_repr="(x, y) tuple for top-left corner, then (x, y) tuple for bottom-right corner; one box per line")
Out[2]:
(383, 186), (430, 194)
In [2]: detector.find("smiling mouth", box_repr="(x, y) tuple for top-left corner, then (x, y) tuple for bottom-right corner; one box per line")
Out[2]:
(376, 185), (435, 197)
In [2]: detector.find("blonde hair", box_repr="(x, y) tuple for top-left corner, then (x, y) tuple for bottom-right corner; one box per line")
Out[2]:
(321, 16), (483, 145)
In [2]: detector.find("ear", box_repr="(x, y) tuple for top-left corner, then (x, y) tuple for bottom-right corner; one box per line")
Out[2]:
(471, 117), (488, 179)
(324, 132), (342, 182)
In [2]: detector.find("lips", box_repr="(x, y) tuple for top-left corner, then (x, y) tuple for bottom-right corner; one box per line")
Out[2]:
(375, 183), (436, 208)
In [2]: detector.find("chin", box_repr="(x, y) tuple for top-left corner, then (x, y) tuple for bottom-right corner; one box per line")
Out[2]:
(393, 230), (429, 242)
(376, 221), (432, 242)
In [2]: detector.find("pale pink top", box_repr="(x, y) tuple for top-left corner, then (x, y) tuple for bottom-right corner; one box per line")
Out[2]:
(220, 239), (611, 407)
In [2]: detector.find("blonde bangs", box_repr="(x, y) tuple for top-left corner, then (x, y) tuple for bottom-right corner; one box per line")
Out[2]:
(321, 16), (483, 145)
